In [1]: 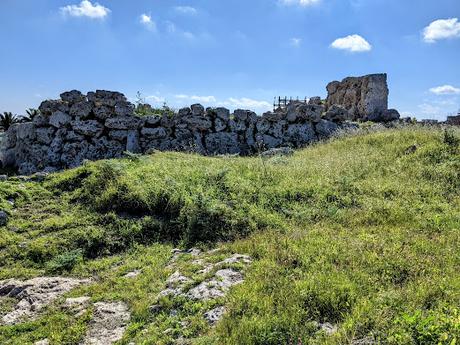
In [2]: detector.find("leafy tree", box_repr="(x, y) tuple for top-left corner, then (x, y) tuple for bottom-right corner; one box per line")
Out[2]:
(0, 112), (20, 131)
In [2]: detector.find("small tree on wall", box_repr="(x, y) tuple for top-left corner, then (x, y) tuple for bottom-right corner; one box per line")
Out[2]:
(0, 112), (20, 131)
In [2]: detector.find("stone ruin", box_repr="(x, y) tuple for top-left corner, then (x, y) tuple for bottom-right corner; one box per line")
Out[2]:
(0, 74), (399, 175)
(326, 73), (399, 122)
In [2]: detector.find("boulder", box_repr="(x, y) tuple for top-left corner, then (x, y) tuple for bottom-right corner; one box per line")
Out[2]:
(16, 123), (36, 141)
(88, 90), (126, 107)
(205, 133), (240, 155)
(144, 115), (161, 126)
(256, 134), (283, 149)
(214, 118), (227, 132)
(178, 107), (191, 117)
(0, 210), (8, 226)
(182, 116), (212, 131)
(308, 96), (322, 105)
(105, 116), (142, 130)
(69, 101), (93, 119)
(141, 127), (167, 139)
(49, 111), (72, 128)
(36, 127), (55, 145)
(114, 101), (135, 117)
(32, 114), (49, 127)
(215, 107), (230, 121)
(285, 123), (317, 146)
(191, 104), (205, 116)
(38, 100), (69, 115)
(324, 105), (350, 122)
(93, 105), (113, 121)
(126, 130), (140, 153)
(60, 90), (86, 104)
(256, 118), (270, 134)
(234, 109), (249, 122)
(66, 130), (85, 142)
(72, 120), (104, 137)
(326, 74), (389, 120)
(108, 130), (128, 141)
(368, 108), (400, 123)
(3, 124), (18, 149)
(316, 119), (339, 139)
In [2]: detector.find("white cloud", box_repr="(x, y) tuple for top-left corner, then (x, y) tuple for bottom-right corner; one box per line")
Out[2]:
(429, 85), (460, 95)
(60, 0), (110, 19)
(331, 34), (372, 52)
(280, 0), (320, 6)
(223, 98), (271, 110)
(174, 6), (197, 15)
(146, 95), (165, 103)
(289, 38), (302, 47)
(139, 13), (157, 31)
(175, 94), (217, 103)
(419, 103), (442, 116)
(423, 18), (460, 43)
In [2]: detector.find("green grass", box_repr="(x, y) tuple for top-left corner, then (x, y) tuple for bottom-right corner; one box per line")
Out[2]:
(1, 126), (460, 344)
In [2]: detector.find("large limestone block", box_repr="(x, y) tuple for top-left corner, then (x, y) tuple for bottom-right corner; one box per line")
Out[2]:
(49, 111), (72, 128)
(105, 116), (142, 130)
(326, 73), (389, 120)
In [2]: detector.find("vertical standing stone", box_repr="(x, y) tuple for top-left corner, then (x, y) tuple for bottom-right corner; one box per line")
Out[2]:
(126, 130), (140, 153)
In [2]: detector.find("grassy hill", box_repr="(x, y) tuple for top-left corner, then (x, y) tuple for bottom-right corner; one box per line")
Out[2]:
(1, 126), (459, 344)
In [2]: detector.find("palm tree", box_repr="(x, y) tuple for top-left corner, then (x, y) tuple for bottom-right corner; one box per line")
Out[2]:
(0, 112), (20, 131)
(21, 108), (40, 122)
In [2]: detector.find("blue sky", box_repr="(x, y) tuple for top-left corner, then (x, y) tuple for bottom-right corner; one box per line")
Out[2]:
(0, 0), (459, 119)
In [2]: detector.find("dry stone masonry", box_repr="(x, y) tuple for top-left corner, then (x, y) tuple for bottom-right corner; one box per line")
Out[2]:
(0, 74), (400, 175)
(326, 73), (399, 122)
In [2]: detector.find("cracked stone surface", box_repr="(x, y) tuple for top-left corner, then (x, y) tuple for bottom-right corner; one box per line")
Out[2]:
(0, 277), (90, 325)
(204, 306), (226, 324)
(158, 249), (251, 302)
(187, 269), (244, 300)
(82, 301), (130, 345)
(123, 270), (141, 278)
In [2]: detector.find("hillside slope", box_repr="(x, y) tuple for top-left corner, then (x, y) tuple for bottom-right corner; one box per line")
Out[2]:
(1, 127), (459, 344)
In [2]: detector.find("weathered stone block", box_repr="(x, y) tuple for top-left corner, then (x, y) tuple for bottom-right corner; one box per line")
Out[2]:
(72, 120), (104, 137)
(205, 133), (239, 155)
(16, 123), (36, 141)
(286, 123), (316, 146)
(141, 127), (167, 139)
(70, 101), (93, 119)
(60, 90), (86, 104)
(326, 74), (389, 120)
(126, 130), (140, 153)
(105, 116), (142, 130)
(36, 127), (55, 145)
(49, 111), (72, 128)
(316, 120), (339, 139)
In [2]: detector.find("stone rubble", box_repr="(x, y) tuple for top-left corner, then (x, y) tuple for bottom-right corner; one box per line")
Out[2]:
(157, 249), (252, 326)
(0, 277), (90, 325)
(82, 301), (130, 345)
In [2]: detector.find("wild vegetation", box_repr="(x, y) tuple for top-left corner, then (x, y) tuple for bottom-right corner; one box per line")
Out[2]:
(0, 126), (459, 344)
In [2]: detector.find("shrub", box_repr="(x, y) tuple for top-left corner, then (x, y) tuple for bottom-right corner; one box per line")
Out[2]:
(45, 249), (83, 274)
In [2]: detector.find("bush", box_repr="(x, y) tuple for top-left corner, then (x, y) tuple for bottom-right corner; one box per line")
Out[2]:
(45, 249), (83, 274)
(390, 307), (460, 344)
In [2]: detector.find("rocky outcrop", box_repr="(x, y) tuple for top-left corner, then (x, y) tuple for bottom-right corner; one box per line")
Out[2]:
(0, 277), (90, 325)
(326, 74), (397, 122)
(82, 301), (130, 345)
(0, 90), (354, 175)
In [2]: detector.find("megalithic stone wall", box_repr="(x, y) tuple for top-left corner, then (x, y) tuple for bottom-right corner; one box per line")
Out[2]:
(326, 73), (400, 122)
(0, 90), (355, 175)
